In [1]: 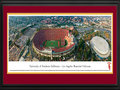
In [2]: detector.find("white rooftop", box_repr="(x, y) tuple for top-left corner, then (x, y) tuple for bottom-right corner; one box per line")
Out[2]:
(90, 36), (110, 58)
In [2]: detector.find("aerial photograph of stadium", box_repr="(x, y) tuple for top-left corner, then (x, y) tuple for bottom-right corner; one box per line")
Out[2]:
(8, 14), (112, 61)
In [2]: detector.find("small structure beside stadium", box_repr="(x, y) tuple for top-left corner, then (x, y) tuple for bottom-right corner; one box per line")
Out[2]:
(32, 28), (75, 59)
(90, 36), (110, 59)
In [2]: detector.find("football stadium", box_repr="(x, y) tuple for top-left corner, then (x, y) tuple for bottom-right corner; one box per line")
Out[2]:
(90, 36), (110, 59)
(32, 28), (75, 59)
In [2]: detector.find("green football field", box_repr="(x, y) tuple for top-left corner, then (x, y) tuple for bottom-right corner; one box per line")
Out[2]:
(45, 40), (59, 48)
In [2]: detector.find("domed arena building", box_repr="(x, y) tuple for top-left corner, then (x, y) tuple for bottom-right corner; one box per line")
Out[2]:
(90, 36), (110, 59)
(32, 28), (75, 59)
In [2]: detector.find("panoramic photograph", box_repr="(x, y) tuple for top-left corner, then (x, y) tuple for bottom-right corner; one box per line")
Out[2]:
(8, 15), (112, 61)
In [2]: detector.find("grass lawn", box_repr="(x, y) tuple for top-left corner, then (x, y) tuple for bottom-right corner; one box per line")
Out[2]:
(45, 40), (59, 48)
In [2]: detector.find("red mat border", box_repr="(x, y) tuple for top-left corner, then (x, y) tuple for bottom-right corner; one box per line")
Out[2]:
(3, 6), (117, 84)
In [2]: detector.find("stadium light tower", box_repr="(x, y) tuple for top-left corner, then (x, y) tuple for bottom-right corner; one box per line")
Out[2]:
(50, 47), (53, 60)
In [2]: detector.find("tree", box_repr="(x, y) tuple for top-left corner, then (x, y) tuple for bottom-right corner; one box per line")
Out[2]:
(15, 33), (20, 39)
(104, 31), (109, 39)
(108, 55), (111, 61)
(92, 54), (96, 61)
(26, 39), (30, 46)
(76, 38), (86, 61)
(37, 28), (40, 31)
(77, 53), (82, 61)
(78, 38), (85, 48)
(21, 28), (26, 34)
(74, 30), (79, 37)
(9, 40), (12, 46)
